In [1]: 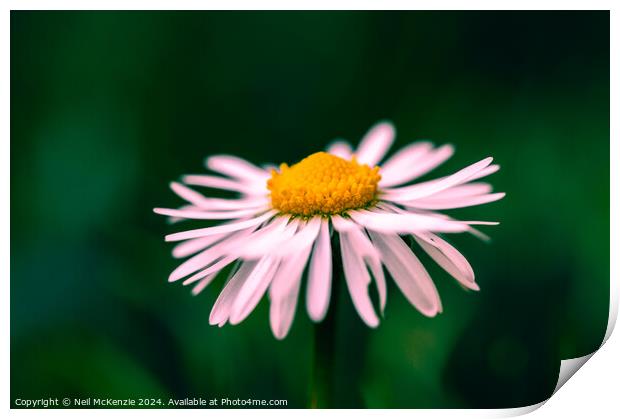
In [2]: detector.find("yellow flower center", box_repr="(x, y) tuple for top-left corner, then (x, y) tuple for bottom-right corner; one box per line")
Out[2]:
(267, 152), (381, 217)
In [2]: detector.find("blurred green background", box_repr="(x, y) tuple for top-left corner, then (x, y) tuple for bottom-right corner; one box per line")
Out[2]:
(11, 11), (609, 408)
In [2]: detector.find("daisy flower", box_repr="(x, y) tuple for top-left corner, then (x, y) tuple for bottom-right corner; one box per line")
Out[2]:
(154, 121), (504, 339)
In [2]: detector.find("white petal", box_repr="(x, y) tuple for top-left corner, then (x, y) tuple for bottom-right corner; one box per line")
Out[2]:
(367, 231), (441, 317)
(355, 121), (395, 166)
(306, 220), (332, 322)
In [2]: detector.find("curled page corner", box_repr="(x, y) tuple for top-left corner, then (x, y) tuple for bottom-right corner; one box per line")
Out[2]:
(493, 281), (618, 418)
(554, 353), (595, 394)
(549, 279), (618, 400)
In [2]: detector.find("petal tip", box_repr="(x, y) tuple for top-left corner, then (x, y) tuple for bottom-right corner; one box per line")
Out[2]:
(273, 330), (288, 340)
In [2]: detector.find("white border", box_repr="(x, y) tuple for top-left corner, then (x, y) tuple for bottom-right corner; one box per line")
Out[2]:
(3, 2), (617, 418)
(0, 0), (616, 10)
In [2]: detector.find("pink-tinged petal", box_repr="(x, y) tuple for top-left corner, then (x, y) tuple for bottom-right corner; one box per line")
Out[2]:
(165, 210), (276, 242)
(170, 183), (269, 210)
(271, 217), (321, 257)
(379, 144), (453, 187)
(351, 232), (387, 315)
(183, 218), (291, 280)
(467, 226), (491, 242)
(200, 198), (269, 210)
(168, 229), (253, 282)
(269, 248), (312, 340)
(334, 218), (386, 315)
(374, 201), (407, 213)
(380, 142), (432, 173)
(378, 142), (433, 187)
(209, 261), (257, 326)
(331, 214), (358, 231)
(349, 209), (470, 234)
(334, 218), (385, 305)
(269, 276), (302, 340)
(191, 272), (218, 296)
(464, 221), (500, 225)
(183, 174), (268, 195)
(327, 141), (353, 159)
(229, 256), (281, 325)
(168, 248), (221, 283)
(226, 216), (289, 254)
(403, 192), (506, 210)
(339, 231), (379, 327)
(355, 121), (395, 166)
(414, 232), (478, 290)
(404, 209), (496, 242)
(206, 155), (270, 182)
(420, 183), (493, 200)
(167, 204), (199, 224)
(373, 202), (499, 240)
(376, 203), (499, 228)
(467, 164), (500, 182)
(367, 231), (441, 317)
(306, 220), (332, 322)
(182, 255), (237, 286)
(381, 157), (493, 202)
(269, 237), (314, 302)
(172, 234), (227, 259)
(262, 163), (278, 172)
(238, 218), (301, 259)
(154, 206), (265, 220)
(170, 182), (211, 207)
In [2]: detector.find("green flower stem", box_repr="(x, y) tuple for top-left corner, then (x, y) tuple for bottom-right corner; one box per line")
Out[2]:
(309, 236), (342, 409)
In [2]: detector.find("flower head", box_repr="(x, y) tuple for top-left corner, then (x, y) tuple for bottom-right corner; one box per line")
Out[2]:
(154, 121), (504, 339)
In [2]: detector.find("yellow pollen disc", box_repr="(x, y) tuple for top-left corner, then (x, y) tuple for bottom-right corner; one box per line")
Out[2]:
(267, 151), (381, 217)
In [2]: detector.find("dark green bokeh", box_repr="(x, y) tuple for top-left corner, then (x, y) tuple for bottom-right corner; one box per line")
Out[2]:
(11, 11), (609, 408)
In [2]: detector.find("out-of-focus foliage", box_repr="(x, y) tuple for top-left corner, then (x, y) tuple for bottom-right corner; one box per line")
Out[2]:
(11, 11), (609, 408)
